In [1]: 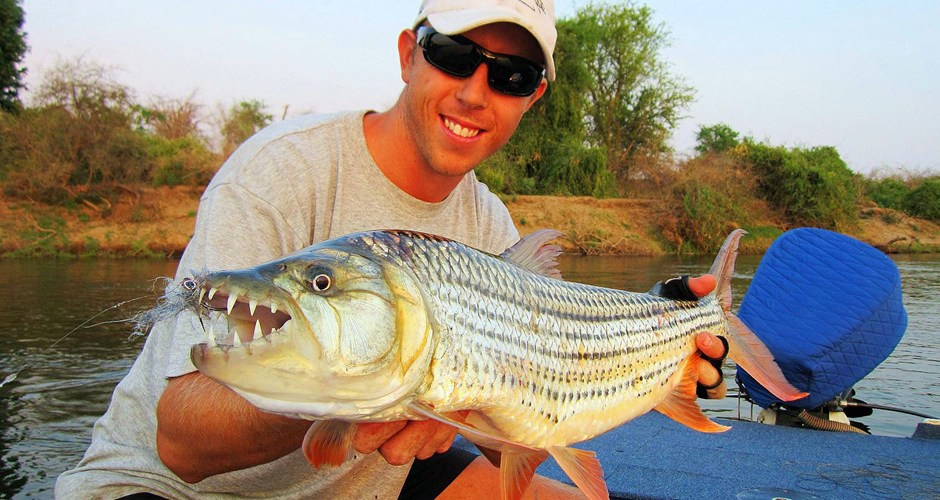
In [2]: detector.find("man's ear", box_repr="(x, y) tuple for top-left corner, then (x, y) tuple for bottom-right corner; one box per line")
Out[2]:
(398, 29), (418, 84)
(523, 79), (548, 112)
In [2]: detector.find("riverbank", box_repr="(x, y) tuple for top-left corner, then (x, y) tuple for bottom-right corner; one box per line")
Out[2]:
(1, 186), (938, 257)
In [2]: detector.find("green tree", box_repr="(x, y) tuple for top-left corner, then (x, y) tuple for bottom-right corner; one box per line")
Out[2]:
(695, 123), (740, 155)
(221, 99), (272, 158)
(0, 0), (27, 113)
(479, 19), (614, 197)
(2, 58), (151, 201)
(569, 2), (695, 183)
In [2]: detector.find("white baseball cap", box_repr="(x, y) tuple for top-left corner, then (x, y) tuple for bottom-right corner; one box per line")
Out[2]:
(413, 0), (557, 81)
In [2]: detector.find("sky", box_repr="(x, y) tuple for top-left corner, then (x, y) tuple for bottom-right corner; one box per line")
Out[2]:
(18, 1), (940, 175)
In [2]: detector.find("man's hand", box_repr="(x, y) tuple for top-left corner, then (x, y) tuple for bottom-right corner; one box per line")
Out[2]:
(650, 274), (729, 400)
(694, 332), (728, 399)
(353, 411), (467, 466)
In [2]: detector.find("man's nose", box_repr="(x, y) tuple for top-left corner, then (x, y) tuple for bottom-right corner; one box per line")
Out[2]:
(455, 63), (490, 109)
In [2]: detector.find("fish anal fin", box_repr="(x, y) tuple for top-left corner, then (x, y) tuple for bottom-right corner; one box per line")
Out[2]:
(302, 420), (356, 468)
(500, 449), (550, 500)
(548, 446), (609, 500)
(655, 354), (730, 433)
(499, 229), (564, 279)
(727, 315), (809, 402)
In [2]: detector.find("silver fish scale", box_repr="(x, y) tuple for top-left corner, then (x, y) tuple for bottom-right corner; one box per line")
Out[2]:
(364, 232), (727, 445)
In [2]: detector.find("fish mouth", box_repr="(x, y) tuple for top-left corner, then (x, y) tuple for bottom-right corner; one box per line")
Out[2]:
(190, 278), (297, 350)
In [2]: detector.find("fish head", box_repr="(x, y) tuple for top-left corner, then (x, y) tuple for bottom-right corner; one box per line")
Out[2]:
(188, 242), (434, 419)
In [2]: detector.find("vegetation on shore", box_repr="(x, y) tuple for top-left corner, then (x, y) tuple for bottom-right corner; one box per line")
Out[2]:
(1, 1), (937, 258)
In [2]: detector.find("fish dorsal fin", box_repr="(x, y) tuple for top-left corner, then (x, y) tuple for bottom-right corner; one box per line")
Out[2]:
(654, 354), (730, 433)
(548, 446), (609, 500)
(302, 420), (356, 468)
(708, 229), (747, 312)
(499, 229), (564, 279)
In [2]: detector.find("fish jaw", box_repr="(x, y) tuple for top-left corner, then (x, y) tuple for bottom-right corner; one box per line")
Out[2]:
(188, 245), (436, 419)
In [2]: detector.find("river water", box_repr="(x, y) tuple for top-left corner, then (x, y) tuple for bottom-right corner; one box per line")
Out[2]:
(0, 253), (937, 498)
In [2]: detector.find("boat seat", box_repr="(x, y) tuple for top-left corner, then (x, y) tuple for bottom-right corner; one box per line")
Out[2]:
(735, 227), (907, 409)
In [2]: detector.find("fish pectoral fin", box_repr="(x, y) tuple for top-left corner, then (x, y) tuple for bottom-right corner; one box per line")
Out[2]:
(302, 420), (356, 468)
(654, 354), (730, 433)
(408, 403), (537, 452)
(548, 446), (609, 500)
(500, 448), (550, 500)
(499, 229), (564, 279)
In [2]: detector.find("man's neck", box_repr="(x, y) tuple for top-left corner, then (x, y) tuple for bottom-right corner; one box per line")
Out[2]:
(362, 108), (464, 203)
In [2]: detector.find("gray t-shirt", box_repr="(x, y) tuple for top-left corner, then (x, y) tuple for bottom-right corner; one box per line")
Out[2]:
(55, 110), (519, 499)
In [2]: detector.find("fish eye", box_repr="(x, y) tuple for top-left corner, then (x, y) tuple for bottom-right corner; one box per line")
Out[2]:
(310, 273), (332, 292)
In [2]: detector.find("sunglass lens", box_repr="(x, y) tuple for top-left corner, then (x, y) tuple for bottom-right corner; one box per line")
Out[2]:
(488, 59), (541, 96)
(426, 34), (480, 77)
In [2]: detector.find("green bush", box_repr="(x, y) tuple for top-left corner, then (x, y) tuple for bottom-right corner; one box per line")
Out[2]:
(903, 178), (940, 221)
(865, 177), (910, 210)
(744, 142), (857, 229)
(146, 135), (218, 187)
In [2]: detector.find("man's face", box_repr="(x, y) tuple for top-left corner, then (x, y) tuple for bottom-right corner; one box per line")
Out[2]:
(397, 22), (547, 180)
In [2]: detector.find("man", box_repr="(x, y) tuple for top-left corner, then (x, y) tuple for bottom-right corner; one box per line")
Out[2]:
(56, 1), (727, 498)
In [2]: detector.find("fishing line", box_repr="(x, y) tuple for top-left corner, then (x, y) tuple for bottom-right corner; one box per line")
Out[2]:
(0, 277), (181, 388)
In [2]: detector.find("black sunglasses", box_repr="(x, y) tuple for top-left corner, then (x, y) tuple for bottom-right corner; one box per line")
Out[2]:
(415, 26), (545, 97)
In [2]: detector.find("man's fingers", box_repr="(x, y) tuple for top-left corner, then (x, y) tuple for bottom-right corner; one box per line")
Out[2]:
(687, 274), (716, 298)
(378, 419), (441, 465)
(696, 332), (728, 362)
(419, 422), (459, 459)
(353, 421), (406, 455)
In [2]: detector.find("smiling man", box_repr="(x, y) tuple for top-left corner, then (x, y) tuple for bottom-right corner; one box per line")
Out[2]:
(56, 1), (727, 498)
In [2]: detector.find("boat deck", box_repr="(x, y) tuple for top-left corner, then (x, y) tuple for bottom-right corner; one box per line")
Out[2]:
(529, 413), (940, 499)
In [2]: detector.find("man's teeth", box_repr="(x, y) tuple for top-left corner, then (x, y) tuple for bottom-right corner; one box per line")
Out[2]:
(444, 117), (480, 138)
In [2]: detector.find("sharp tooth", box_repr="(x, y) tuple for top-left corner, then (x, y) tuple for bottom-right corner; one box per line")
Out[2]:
(227, 295), (237, 314)
(198, 287), (206, 306)
(208, 287), (218, 300)
(207, 323), (217, 347)
(270, 302), (278, 315)
(233, 331), (242, 347)
(253, 320), (263, 341)
(248, 299), (258, 316)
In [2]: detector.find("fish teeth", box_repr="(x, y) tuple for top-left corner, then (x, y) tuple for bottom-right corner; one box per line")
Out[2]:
(253, 320), (263, 341)
(248, 299), (258, 316)
(232, 330), (243, 347)
(198, 287), (206, 306)
(207, 323), (217, 347)
(270, 302), (278, 315)
(208, 287), (218, 300)
(227, 295), (237, 314)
